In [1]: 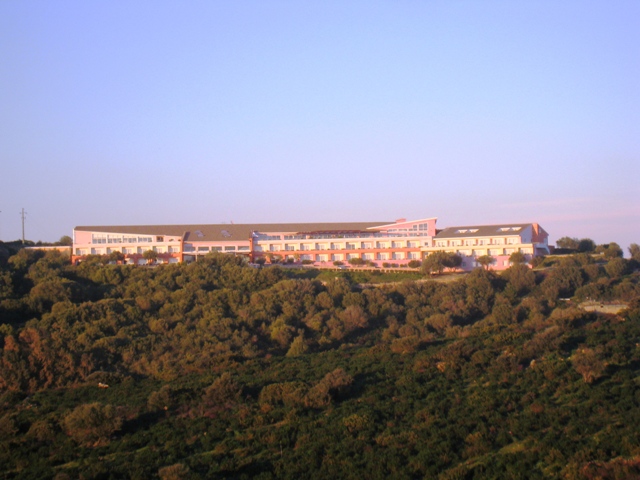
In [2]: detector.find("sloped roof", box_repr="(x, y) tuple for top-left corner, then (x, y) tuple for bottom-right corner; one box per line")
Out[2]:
(75, 222), (388, 242)
(435, 224), (533, 238)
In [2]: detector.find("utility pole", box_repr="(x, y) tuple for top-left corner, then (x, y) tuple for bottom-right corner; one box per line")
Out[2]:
(20, 208), (27, 244)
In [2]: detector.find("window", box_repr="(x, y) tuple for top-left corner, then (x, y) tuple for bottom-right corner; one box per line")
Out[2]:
(92, 234), (106, 244)
(225, 246), (236, 251)
(156, 236), (164, 242)
(197, 246), (209, 252)
(238, 246), (250, 251)
(212, 246), (222, 251)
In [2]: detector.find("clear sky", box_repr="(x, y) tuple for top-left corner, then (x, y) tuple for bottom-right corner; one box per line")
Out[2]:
(1, 1), (638, 250)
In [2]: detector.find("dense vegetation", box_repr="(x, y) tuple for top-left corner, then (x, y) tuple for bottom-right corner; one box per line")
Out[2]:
(1, 247), (639, 479)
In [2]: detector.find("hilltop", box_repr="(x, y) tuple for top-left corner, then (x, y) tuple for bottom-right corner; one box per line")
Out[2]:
(0, 249), (639, 479)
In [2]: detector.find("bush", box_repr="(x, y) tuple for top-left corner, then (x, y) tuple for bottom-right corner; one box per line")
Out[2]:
(407, 260), (422, 269)
(605, 258), (629, 278)
(202, 373), (241, 414)
(63, 403), (123, 446)
(158, 463), (191, 480)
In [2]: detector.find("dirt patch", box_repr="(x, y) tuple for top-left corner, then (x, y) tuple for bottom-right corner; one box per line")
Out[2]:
(579, 301), (628, 315)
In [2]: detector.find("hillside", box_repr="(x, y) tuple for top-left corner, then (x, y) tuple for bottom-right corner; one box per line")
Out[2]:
(1, 250), (639, 479)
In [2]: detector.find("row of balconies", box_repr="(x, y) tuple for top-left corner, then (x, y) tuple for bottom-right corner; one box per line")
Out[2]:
(261, 242), (420, 252)
(434, 238), (524, 248)
(264, 252), (421, 261)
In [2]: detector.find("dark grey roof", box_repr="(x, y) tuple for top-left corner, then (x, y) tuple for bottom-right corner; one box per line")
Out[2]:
(435, 224), (533, 238)
(75, 222), (388, 242)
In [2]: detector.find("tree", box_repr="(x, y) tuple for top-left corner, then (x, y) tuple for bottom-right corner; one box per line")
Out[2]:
(571, 348), (605, 384)
(556, 237), (579, 250)
(57, 235), (73, 246)
(509, 251), (527, 264)
(503, 263), (536, 295)
(604, 258), (629, 278)
(158, 463), (191, 480)
(108, 251), (125, 264)
(603, 242), (623, 259)
(407, 260), (422, 269)
(577, 238), (596, 253)
(422, 251), (461, 275)
(348, 257), (365, 266)
(63, 403), (123, 446)
(142, 250), (158, 264)
(202, 373), (241, 414)
(286, 333), (308, 357)
(476, 255), (495, 270)
(629, 243), (640, 261)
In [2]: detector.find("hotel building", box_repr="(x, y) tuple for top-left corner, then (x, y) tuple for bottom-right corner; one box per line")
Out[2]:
(424, 223), (549, 270)
(72, 217), (549, 271)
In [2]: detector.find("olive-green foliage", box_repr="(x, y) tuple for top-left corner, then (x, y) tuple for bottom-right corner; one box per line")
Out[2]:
(0, 249), (638, 478)
(422, 251), (462, 274)
(63, 402), (123, 445)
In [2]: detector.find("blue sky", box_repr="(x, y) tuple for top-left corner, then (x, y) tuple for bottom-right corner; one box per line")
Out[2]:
(1, 1), (638, 250)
